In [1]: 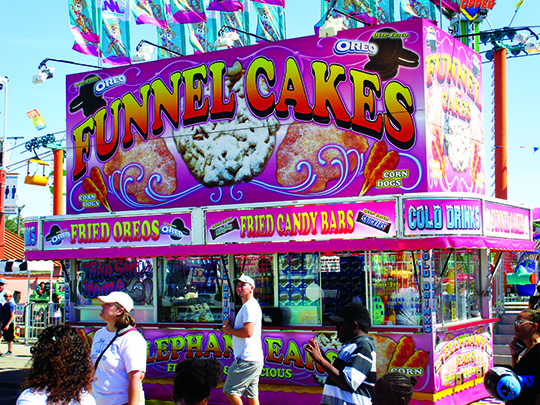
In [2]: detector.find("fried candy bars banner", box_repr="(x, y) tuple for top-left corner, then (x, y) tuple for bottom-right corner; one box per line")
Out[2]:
(205, 200), (397, 243)
(403, 197), (483, 237)
(434, 325), (494, 399)
(66, 18), (482, 215)
(75, 327), (433, 403)
(41, 213), (192, 250)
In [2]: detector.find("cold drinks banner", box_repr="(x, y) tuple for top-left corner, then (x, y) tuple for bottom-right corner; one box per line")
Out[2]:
(66, 18), (483, 214)
(41, 213), (192, 250)
(205, 200), (397, 243)
(404, 198), (483, 236)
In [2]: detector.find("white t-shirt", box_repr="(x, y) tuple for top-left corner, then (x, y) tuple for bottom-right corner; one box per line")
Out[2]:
(232, 297), (263, 362)
(0, 291), (5, 305)
(90, 327), (147, 405)
(17, 388), (96, 405)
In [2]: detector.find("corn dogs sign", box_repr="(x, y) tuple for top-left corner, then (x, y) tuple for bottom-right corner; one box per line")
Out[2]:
(66, 19), (482, 215)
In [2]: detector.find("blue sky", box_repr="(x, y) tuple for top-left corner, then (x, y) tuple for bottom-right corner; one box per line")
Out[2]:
(0, 1), (538, 218)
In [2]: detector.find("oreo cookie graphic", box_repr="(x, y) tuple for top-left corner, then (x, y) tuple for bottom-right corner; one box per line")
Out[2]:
(69, 74), (106, 117)
(364, 28), (420, 81)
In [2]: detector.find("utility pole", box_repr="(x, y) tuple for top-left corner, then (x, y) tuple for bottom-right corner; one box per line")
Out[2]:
(17, 205), (25, 236)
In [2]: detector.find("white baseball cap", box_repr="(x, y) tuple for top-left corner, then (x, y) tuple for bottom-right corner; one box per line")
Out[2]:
(234, 274), (255, 288)
(98, 291), (134, 312)
(0, 278), (6, 284)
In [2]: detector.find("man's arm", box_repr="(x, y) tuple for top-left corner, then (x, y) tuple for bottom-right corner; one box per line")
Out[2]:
(305, 339), (351, 391)
(223, 321), (255, 338)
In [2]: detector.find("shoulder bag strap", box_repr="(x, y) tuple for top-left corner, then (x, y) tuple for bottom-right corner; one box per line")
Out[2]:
(94, 333), (119, 369)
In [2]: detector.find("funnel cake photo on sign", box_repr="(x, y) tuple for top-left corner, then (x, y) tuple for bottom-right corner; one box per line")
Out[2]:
(103, 135), (177, 204)
(276, 122), (368, 193)
(174, 61), (280, 187)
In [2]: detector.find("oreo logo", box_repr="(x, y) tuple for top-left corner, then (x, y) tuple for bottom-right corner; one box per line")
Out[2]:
(334, 40), (377, 55)
(94, 75), (126, 96)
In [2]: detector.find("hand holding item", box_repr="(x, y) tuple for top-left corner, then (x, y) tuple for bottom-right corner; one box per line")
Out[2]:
(305, 338), (325, 364)
(509, 338), (526, 357)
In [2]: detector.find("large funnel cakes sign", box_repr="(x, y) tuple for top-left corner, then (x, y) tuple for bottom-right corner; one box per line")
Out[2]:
(66, 19), (483, 214)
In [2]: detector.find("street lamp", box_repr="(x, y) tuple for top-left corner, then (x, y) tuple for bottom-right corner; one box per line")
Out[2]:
(0, 76), (7, 170)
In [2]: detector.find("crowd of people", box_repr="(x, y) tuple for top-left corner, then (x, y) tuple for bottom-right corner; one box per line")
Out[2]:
(8, 277), (422, 405)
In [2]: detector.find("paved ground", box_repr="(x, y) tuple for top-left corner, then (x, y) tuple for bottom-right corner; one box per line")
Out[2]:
(0, 341), (32, 405)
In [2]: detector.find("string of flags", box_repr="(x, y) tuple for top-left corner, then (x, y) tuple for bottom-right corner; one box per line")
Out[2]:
(69, 0), (527, 65)
(68, 0), (286, 65)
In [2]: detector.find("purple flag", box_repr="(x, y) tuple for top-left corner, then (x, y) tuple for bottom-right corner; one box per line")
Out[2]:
(131, 0), (167, 28)
(208, 0), (244, 12)
(169, 0), (206, 23)
(101, 0), (131, 65)
(429, 0), (459, 13)
(69, 0), (100, 56)
(250, 0), (285, 7)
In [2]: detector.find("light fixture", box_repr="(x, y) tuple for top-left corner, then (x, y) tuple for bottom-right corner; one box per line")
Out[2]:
(524, 41), (540, 54)
(319, 16), (345, 38)
(133, 40), (183, 62)
(32, 58), (102, 84)
(215, 31), (241, 50)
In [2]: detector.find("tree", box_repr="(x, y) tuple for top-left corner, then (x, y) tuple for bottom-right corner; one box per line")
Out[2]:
(5, 215), (23, 237)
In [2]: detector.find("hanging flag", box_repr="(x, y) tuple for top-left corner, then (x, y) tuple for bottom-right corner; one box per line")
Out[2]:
(376, 0), (394, 23)
(158, 22), (186, 58)
(400, 0), (436, 20)
(26, 109), (47, 131)
(337, 0), (377, 26)
(69, 0), (100, 56)
(208, 0), (243, 12)
(187, 17), (217, 53)
(131, 0), (167, 28)
(250, 0), (285, 7)
(220, 9), (249, 47)
(516, 0), (525, 8)
(101, 0), (131, 65)
(169, 0), (206, 23)
(254, 3), (285, 42)
(429, 0), (458, 13)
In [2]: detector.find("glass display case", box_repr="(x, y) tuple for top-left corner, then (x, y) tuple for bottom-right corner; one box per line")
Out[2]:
(277, 253), (321, 325)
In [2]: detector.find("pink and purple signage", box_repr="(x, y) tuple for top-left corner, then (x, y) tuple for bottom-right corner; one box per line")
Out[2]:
(484, 201), (531, 240)
(41, 213), (192, 250)
(65, 19), (483, 215)
(76, 326), (434, 404)
(205, 200), (397, 243)
(24, 220), (39, 250)
(404, 198), (483, 236)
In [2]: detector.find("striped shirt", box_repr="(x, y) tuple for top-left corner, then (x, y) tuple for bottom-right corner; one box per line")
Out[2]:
(321, 334), (377, 405)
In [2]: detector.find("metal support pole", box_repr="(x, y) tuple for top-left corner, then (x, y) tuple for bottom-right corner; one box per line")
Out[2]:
(494, 48), (508, 200)
(53, 149), (63, 215)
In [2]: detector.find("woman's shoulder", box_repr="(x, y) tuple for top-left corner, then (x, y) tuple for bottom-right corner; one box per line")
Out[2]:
(17, 388), (47, 405)
(73, 390), (97, 405)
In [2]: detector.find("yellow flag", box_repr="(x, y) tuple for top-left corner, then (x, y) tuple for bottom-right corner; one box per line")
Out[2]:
(516, 0), (525, 9)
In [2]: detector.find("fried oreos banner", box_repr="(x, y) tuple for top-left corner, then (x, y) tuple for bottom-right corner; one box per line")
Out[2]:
(66, 18), (483, 214)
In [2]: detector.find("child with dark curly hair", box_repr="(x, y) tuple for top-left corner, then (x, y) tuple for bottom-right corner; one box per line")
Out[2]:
(372, 372), (417, 405)
(172, 358), (223, 405)
(17, 324), (96, 404)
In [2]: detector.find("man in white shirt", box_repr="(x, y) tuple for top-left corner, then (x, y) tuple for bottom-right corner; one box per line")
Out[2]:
(222, 274), (263, 405)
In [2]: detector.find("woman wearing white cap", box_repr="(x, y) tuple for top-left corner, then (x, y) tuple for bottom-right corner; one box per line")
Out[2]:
(90, 291), (147, 405)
